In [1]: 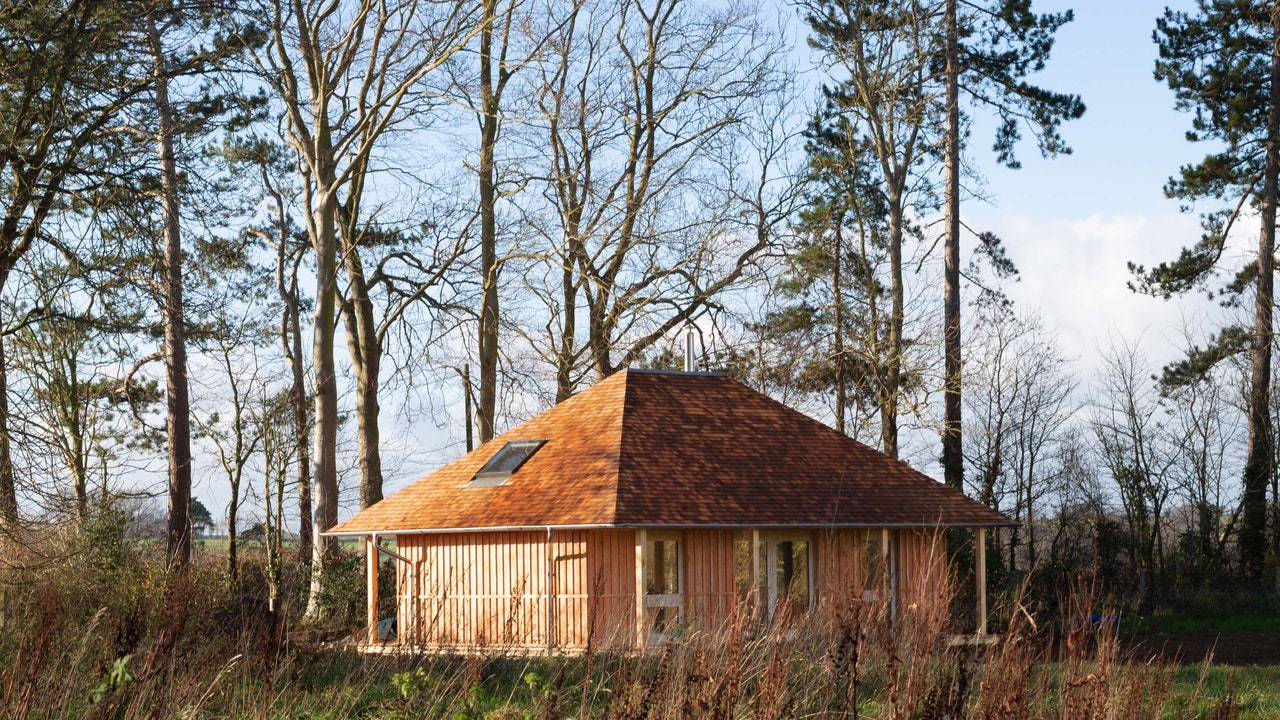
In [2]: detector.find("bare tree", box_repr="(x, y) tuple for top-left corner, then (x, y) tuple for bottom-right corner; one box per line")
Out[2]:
(337, 202), (469, 508)
(258, 389), (295, 611)
(242, 0), (480, 613)
(192, 307), (276, 587)
(518, 0), (792, 401)
(964, 305), (1076, 575)
(1163, 358), (1240, 589)
(1090, 338), (1177, 607)
(464, 0), (528, 434)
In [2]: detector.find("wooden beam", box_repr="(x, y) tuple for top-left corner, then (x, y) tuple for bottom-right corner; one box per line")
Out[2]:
(881, 528), (893, 617)
(635, 529), (647, 649)
(750, 529), (760, 617)
(976, 527), (988, 636)
(546, 527), (554, 652)
(367, 534), (379, 645)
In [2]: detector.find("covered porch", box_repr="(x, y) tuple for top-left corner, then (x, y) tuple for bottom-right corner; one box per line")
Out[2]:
(354, 524), (998, 652)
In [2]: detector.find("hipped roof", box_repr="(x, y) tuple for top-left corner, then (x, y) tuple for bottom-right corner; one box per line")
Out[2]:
(329, 369), (1014, 535)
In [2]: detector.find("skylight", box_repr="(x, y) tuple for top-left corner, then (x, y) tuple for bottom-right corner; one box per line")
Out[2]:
(468, 440), (547, 486)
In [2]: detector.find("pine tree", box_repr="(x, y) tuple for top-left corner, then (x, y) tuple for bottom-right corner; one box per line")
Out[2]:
(767, 104), (910, 441)
(1132, 1), (1280, 590)
(801, 0), (943, 457)
(0, 1), (149, 531)
(940, 0), (1083, 491)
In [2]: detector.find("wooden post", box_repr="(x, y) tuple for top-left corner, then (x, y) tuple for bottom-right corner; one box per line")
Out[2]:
(367, 534), (379, 645)
(635, 529), (647, 649)
(976, 527), (988, 636)
(881, 528), (893, 617)
(750, 529), (760, 617)
(546, 527), (554, 652)
(463, 364), (473, 452)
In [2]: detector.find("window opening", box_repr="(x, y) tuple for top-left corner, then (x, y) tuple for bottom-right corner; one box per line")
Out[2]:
(644, 535), (682, 642)
(467, 439), (546, 486)
(777, 540), (810, 613)
(861, 531), (883, 602)
(755, 533), (813, 621)
(733, 532), (754, 601)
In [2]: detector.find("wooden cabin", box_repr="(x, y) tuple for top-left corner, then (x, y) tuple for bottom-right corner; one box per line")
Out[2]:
(326, 369), (1013, 653)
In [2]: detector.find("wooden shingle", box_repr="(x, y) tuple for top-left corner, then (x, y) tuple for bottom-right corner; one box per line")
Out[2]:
(329, 369), (1013, 535)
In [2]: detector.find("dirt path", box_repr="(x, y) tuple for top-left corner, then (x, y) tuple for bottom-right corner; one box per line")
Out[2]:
(1125, 632), (1280, 666)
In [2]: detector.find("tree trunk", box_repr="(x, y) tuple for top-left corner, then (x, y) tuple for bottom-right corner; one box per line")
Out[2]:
(71, 397), (88, 521)
(0, 334), (15, 531)
(589, 303), (614, 381)
(980, 435), (1002, 508)
(150, 19), (192, 570)
(833, 223), (847, 435)
(340, 249), (383, 509)
(477, 0), (501, 443)
(1007, 520), (1018, 576)
(277, 235), (312, 562)
(942, 0), (964, 491)
(882, 200), (904, 458)
(307, 165), (341, 617)
(1241, 18), (1279, 591)
(227, 477), (239, 586)
(556, 254), (577, 403)
(1272, 469), (1280, 595)
(1025, 457), (1036, 569)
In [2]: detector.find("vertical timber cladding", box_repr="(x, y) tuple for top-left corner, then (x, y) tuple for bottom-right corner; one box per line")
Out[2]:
(816, 529), (869, 606)
(682, 530), (737, 630)
(897, 528), (948, 612)
(394, 535), (417, 644)
(392, 528), (949, 649)
(397, 531), (589, 649)
(586, 529), (637, 649)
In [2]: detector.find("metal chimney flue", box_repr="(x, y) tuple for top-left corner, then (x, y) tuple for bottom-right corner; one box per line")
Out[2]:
(684, 329), (695, 372)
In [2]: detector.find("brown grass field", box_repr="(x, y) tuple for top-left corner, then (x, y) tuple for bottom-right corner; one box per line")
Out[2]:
(0, 527), (1276, 719)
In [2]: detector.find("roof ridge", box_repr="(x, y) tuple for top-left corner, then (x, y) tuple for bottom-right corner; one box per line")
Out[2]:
(611, 370), (637, 522)
(620, 367), (726, 377)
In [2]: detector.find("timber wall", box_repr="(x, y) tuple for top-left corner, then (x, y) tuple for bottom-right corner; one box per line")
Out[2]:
(396, 530), (589, 650)
(392, 527), (951, 651)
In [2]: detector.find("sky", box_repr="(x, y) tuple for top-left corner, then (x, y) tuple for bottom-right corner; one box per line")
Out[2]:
(960, 0), (1229, 375)
(192, 0), (1247, 527)
(370, 0), (1229, 502)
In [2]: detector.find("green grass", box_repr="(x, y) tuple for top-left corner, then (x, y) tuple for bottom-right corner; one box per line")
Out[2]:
(1122, 606), (1280, 635)
(1168, 664), (1280, 720)
(248, 654), (1280, 720)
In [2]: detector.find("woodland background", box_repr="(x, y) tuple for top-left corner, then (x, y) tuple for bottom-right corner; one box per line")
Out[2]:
(1, 0), (1279, 623)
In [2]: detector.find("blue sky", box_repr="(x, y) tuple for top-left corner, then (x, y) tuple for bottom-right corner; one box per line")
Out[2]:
(200, 0), (1241, 525)
(971, 0), (1198, 218)
(956, 0), (1236, 376)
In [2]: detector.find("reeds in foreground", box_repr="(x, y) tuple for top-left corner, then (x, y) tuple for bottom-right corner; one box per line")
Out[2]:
(0, 528), (1261, 719)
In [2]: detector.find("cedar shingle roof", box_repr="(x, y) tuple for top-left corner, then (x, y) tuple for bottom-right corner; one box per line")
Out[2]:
(329, 369), (1013, 534)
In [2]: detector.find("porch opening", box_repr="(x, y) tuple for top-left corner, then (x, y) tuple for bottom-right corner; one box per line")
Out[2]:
(642, 532), (682, 643)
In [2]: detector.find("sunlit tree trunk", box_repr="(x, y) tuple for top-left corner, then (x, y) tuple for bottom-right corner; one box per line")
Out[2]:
(476, 0), (506, 441)
(340, 244), (383, 509)
(148, 15), (193, 569)
(1241, 22), (1278, 589)
(942, 0), (963, 490)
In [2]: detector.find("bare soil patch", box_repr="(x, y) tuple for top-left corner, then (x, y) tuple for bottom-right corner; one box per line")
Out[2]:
(1126, 632), (1280, 666)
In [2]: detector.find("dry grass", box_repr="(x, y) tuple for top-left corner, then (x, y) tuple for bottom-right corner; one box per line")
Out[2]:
(0, 524), (1267, 719)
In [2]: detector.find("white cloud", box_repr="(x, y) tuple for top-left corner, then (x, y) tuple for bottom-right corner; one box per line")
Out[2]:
(982, 210), (1227, 377)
